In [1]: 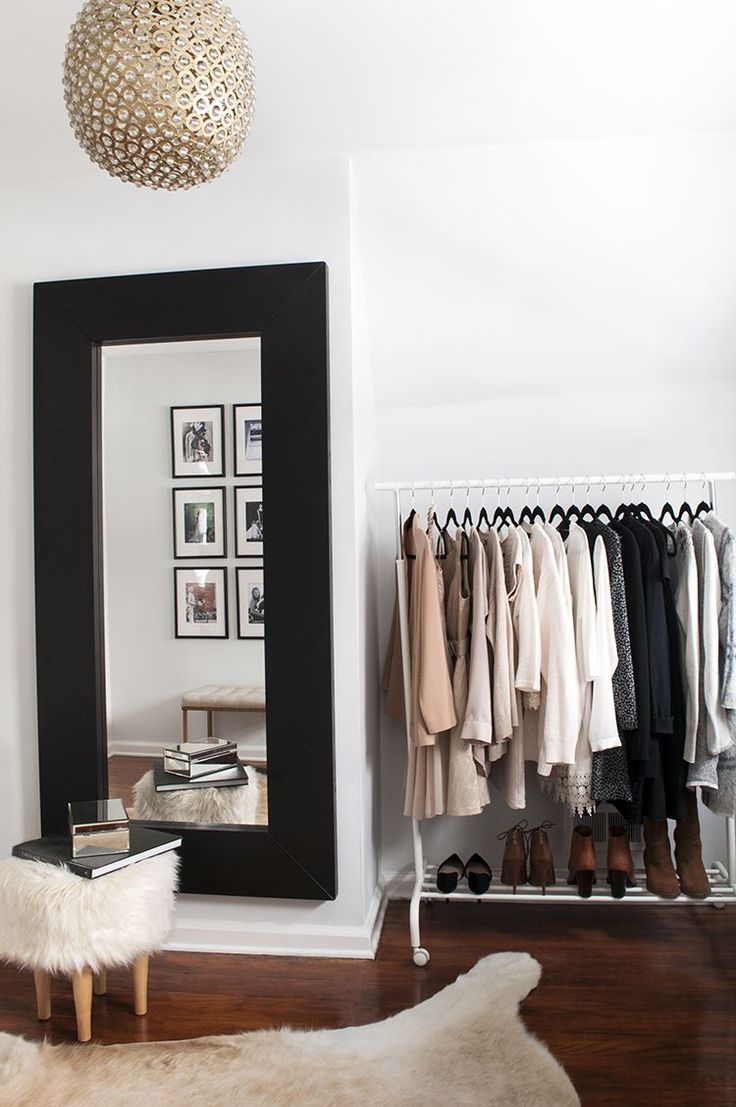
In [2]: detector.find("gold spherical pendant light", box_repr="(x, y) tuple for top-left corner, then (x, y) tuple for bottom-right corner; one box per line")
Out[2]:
(63, 0), (255, 190)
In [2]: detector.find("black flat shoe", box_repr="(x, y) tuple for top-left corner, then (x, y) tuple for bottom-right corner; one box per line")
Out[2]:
(465, 852), (492, 895)
(436, 853), (465, 894)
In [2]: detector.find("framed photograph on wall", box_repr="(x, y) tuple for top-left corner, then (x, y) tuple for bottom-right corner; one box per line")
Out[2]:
(236, 567), (265, 639)
(174, 567), (228, 639)
(234, 486), (264, 557)
(172, 487), (226, 559)
(170, 404), (225, 478)
(233, 403), (262, 476)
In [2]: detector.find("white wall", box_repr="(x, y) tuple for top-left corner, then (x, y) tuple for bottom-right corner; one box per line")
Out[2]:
(103, 343), (267, 762)
(350, 135), (736, 876)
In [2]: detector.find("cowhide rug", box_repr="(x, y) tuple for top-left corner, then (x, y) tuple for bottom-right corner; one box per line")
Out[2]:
(0, 952), (579, 1107)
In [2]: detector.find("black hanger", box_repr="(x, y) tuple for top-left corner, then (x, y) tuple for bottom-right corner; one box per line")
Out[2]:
(676, 501), (695, 523)
(549, 502), (567, 523)
(659, 501), (677, 524)
(461, 505), (474, 529)
(493, 503), (517, 528)
(633, 501), (655, 521)
(477, 503), (492, 530)
(579, 503), (599, 521)
(443, 505), (461, 531)
(694, 499), (712, 518)
(594, 502), (613, 521)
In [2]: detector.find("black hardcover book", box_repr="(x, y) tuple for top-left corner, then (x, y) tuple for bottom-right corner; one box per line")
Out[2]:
(153, 759), (249, 792)
(12, 825), (182, 879)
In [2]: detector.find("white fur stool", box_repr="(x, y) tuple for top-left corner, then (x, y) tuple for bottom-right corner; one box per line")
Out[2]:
(131, 765), (263, 825)
(0, 852), (178, 1043)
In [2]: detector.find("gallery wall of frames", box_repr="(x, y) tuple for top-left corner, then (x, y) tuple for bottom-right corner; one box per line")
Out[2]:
(170, 402), (264, 640)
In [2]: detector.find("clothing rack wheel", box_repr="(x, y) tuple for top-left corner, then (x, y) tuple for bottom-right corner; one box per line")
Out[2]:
(412, 947), (430, 967)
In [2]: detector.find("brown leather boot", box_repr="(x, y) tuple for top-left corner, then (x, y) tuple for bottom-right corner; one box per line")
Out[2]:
(642, 817), (680, 898)
(607, 825), (636, 899)
(528, 821), (556, 894)
(674, 790), (711, 899)
(567, 825), (597, 898)
(498, 821), (528, 892)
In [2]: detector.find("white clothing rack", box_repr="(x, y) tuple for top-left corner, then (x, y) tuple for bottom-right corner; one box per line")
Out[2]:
(376, 471), (736, 966)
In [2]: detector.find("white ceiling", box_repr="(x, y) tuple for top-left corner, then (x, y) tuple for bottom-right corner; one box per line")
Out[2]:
(2, 1), (736, 186)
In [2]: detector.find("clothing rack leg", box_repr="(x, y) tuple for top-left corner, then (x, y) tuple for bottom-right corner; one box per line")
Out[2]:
(726, 816), (736, 890)
(409, 817), (429, 966)
(396, 550), (430, 966)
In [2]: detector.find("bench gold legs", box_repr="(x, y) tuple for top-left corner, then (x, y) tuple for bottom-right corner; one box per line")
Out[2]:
(181, 706), (216, 739)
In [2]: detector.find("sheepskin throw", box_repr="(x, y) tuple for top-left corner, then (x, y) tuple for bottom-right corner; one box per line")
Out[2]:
(0, 952), (579, 1107)
(131, 766), (264, 825)
(0, 853), (178, 976)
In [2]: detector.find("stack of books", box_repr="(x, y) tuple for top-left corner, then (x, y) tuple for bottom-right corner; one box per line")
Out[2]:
(156, 738), (249, 793)
(12, 798), (181, 880)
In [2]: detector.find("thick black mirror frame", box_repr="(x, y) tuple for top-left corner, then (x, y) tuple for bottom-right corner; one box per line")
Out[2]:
(33, 262), (336, 900)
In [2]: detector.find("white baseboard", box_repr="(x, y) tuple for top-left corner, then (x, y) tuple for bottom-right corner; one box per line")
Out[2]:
(108, 738), (268, 763)
(164, 880), (389, 959)
(381, 868), (416, 899)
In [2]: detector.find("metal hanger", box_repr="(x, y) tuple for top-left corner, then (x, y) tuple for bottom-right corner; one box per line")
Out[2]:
(659, 474), (677, 524)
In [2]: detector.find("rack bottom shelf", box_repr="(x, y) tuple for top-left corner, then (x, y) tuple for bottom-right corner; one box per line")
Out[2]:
(418, 864), (736, 905)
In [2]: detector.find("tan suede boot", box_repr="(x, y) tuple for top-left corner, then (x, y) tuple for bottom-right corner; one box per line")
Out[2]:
(642, 817), (680, 898)
(673, 790), (711, 899)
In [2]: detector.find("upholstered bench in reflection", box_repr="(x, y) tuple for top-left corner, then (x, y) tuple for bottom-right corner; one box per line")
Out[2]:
(0, 853), (178, 1043)
(181, 683), (266, 740)
(131, 765), (265, 826)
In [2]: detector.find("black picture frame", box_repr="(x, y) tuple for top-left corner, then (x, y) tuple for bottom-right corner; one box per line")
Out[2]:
(234, 484), (264, 557)
(34, 262), (335, 900)
(236, 566), (265, 639)
(233, 402), (262, 477)
(172, 486), (227, 559)
(170, 403), (225, 478)
(174, 567), (229, 638)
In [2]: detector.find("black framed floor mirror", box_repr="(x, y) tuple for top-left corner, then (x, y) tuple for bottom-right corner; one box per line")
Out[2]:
(33, 262), (336, 899)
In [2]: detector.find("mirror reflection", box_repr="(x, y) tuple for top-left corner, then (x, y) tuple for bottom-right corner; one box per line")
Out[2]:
(102, 338), (268, 827)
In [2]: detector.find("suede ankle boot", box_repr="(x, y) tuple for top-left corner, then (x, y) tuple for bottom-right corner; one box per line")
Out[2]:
(498, 821), (528, 893)
(673, 790), (711, 899)
(642, 817), (680, 898)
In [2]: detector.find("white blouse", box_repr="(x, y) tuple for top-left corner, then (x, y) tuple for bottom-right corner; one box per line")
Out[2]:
(525, 522), (579, 773)
(461, 529), (494, 746)
(671, 522), (700, 763)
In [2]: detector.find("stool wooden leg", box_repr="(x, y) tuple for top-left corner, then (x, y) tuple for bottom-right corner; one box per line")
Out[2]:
(33, 969), (52, 1021)
(71, 969), (93, 1043)
(182, 708), (188, 741)
(132, 954), (148, 1016)
(206, 709), (214, 737)
(93, 968), (107, 996)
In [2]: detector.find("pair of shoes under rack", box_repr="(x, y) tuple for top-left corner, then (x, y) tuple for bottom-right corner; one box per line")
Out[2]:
(498, 820), (556, 894)
(435, 853), (492, 895)
(567, 824), (637, 899)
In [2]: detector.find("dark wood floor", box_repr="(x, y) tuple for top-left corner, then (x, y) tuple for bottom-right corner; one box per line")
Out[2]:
(0, 900), (733, 1107)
